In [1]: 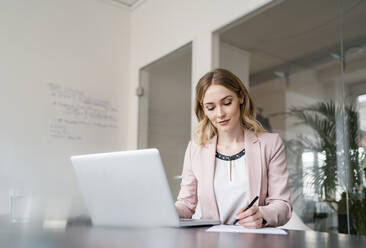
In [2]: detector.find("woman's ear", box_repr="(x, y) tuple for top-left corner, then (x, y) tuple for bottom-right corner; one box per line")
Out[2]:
(240, 96), (244, 105)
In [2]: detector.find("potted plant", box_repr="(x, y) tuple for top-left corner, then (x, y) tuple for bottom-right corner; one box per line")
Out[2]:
(283, 101), (366, 235)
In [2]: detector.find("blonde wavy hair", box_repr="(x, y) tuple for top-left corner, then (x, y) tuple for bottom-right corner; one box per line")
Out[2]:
(194, 68), (266, 145)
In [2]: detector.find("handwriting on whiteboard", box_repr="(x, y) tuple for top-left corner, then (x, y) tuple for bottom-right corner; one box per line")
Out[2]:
(48, 83), (118, 140)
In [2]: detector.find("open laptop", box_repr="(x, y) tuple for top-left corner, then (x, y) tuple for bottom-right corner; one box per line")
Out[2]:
(71, 149), (220, 227)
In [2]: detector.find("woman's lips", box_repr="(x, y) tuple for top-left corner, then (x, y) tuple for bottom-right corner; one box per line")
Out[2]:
(218, 119), (230, 125)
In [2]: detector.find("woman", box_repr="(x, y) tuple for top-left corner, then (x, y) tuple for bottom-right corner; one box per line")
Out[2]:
(175, 68), (292, 228)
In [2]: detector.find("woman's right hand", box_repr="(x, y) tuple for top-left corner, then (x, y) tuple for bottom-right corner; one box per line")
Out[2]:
(235, 205), (264, 229)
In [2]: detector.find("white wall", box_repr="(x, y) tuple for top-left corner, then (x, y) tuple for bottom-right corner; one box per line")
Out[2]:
(0, 0), (130, 216)
(128, 0), (274, 148)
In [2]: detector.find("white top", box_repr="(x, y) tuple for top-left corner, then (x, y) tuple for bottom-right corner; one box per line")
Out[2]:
(213, 149), (249, 224)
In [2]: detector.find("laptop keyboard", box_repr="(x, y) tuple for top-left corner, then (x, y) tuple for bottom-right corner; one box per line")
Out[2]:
(180, 218), (200, 222)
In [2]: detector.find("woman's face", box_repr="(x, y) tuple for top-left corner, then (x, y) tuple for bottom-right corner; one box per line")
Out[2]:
(202, 84), (243, 133)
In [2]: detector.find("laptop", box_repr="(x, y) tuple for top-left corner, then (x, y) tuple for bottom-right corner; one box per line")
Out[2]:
(71, 149), (220, 227)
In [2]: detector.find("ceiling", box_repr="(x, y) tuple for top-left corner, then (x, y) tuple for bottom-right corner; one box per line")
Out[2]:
(111, 0), (144, 8)
(220, 0), (366, 85)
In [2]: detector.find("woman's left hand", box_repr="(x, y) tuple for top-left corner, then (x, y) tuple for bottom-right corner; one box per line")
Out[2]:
(236, 205), (263, 228)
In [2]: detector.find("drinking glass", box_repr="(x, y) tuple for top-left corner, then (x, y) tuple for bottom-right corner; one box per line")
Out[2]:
(8, 190), (32, 223)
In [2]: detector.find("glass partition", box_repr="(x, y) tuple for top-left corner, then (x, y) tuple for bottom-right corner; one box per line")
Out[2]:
(340, 0), (366, 235)
(220, 0), (366, 235)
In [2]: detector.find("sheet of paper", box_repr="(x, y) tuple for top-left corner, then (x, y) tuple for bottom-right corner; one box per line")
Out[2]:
(206, 225), (288, 235)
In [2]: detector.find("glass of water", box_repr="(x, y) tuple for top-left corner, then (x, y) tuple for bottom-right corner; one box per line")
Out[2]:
(8, 190), (32, 223)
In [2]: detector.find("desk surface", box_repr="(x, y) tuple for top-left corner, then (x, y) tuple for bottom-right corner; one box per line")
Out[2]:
(1, 221), (366, 248)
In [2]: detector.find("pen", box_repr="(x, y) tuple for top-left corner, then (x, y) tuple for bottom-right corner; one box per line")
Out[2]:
(233, 196), (259, 225)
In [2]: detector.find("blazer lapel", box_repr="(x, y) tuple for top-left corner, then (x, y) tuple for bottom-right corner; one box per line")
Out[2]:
(244, 130), (262, 202)
(205, 136), (220, 219)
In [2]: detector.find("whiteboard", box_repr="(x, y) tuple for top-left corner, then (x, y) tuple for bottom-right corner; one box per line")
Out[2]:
(48, 82), (118, 141)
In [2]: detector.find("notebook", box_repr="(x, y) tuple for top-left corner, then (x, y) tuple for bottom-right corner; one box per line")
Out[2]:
(71, 148), (220, 227)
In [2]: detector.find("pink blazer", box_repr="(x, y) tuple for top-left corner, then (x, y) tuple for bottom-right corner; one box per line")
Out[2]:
(175, 129), (292, 226)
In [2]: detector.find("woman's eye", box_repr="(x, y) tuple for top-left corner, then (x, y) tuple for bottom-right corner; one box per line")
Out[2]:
(207, 106), (215, 111)
(224, 101), (232, 106)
